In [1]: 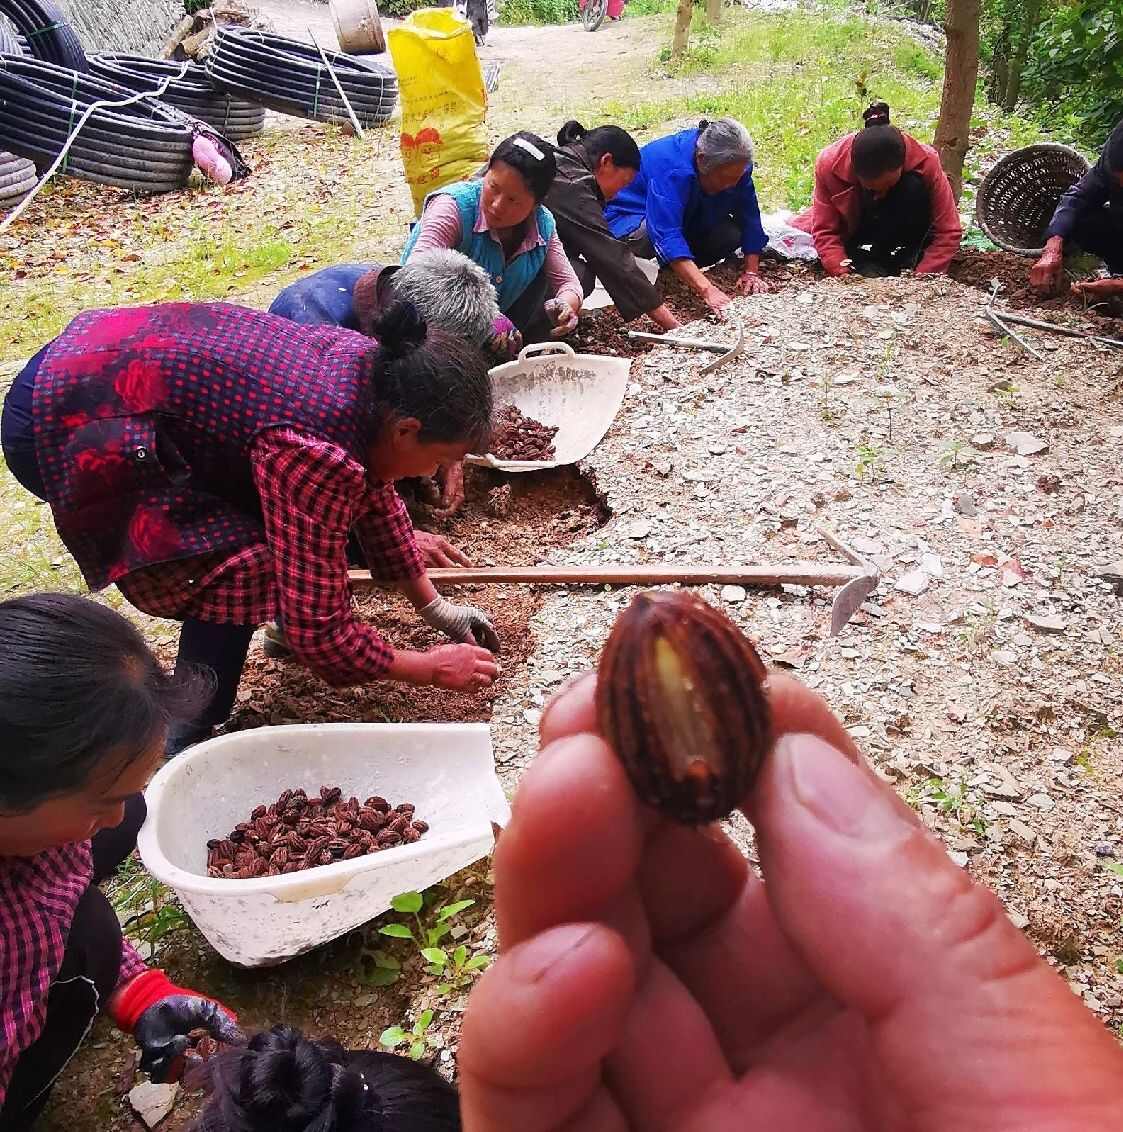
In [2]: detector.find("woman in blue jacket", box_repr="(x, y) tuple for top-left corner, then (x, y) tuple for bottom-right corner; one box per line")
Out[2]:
(605, 118), (770, 317)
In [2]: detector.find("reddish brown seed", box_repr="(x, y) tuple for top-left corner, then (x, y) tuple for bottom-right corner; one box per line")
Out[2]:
(411, 819), (429, 834)
(342, 843), (365, 859)
(596, 590), (772, 825)
(377, 831), (402, 848)
(402, 827), (421, 844)
(251, 805), (267, 820)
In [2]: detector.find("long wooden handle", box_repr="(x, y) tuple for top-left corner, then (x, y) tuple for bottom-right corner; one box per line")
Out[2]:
(626, 331), (731, 353)
(350, 563), (866, 588)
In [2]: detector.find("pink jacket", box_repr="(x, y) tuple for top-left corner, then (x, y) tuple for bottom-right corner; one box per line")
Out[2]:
(793, 132), (962, 275)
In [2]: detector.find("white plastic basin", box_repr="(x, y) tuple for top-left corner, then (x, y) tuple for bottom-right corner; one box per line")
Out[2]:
(467, 341), (630, 472)
(137, 723), (509, 967)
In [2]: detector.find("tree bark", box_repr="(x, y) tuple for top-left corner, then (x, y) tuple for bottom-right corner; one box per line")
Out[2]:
(934, 0), (981, 201)
(1004, 0), (1044, 111)
(706, 0), (722, 25)
(671, 0), (693, 60)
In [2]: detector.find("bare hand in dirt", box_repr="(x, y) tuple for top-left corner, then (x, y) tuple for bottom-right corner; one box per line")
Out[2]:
(459, 672), (1123, 1132)
(431, 461), (466, 518)
(427, 644), (498, 691)
(545, 297), (580, 339)
(1072, 278), (1123, 299)
(1030, 252), (1064, 295)
(702, 284), (733, 316)
(735, 271), (770, 296)
(414, 531), (471, 569)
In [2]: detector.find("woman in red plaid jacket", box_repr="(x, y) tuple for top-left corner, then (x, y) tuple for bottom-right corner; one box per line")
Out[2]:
(1, 302), (500, 754)
(0, 594), (241, 1129)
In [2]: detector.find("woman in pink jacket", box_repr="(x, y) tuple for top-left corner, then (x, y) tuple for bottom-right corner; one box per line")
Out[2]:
(795, 103), (962, 277)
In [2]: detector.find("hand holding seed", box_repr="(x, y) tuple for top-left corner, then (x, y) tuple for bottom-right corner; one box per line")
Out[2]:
(458, 615), (1123, 1131)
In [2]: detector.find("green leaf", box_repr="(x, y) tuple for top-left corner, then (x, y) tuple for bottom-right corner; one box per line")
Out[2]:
(373, 952), (401, 970)
(1115, 958), (1123, 975)
(362, 966), (401, 987)
(421, 947), (448, 968)
(436, 982), (452, 995)
(426, 923), (452, 947)
(414, 1009), (435, 1035)
(409, 1040), (426, 1061)
(1103, 862), (1123, 878)
(379, 923), (415, 940)
(436, 899), (475, 922)
(379, 1026), (407, 1047)
(452, 944), (468, 968)
(463, 954), (490, 972)
(391, 892), (424, 914)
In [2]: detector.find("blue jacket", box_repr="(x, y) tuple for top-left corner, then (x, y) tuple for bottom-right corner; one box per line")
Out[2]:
(268, 264), (377, 330)
(604, 127), (768, 263)
(1046, 120), (1123, 241)
(400, 179), (556, 312)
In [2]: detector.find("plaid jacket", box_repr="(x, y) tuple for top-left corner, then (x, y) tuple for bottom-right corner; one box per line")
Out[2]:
(34, 303), (379, 589)
(0, 843), (147, 1107)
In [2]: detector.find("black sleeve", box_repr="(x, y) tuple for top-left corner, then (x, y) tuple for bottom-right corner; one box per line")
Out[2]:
(1046, 158), (1111, 241)
(549, 180), (663, 323)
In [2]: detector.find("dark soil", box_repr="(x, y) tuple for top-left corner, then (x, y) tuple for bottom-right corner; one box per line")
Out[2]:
(574, 258), (817, 357)
(949, 248), (1123, 336)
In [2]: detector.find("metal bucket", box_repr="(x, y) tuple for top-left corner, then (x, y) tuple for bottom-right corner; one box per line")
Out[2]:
(330, 0), (386, 55)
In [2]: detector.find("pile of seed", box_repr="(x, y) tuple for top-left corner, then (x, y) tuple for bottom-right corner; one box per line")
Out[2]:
(490, 404), (558, 461)
(206, 785), (428, 879)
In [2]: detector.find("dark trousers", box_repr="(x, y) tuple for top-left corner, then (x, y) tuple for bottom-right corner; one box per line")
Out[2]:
(1069, 204), (1123, 274)
(624, 217), (743, 269)
(504, 268), (552, 342)
(0, 797), (147, 1130)
(844, 171), (933, 276)
(1, 345), (50, 499)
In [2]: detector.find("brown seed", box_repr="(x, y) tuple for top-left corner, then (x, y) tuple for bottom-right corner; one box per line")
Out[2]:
(411, 819), (429, 834)
(318, 850), (334, 865)
(286, 832), (308, 853)
(251, 805), (267, 821)
(596, 590), (771, 824)
(402, 827), (421, 844)
(377, 831), (402, 848)
(270, 847), (289, 868)
(395, 803), (415, 816)
(342, 843), (365, 859)
(277, 789), (293, 809)
(320, 785), (342, 805)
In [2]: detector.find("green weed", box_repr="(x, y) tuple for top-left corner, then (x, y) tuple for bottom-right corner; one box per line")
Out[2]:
(380, 1009), (435, 1061)
(110, 854), (190, 958)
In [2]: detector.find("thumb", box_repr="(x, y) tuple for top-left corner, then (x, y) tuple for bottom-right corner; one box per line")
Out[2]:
(751, 733), (1123, 1127)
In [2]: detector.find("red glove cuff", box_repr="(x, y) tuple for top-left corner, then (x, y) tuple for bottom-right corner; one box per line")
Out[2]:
(109, 969), (236, 1034)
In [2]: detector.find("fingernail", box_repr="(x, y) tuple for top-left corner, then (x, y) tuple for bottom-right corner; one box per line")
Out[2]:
(511, 923), (597, 984)
(780, 733), (910, 841)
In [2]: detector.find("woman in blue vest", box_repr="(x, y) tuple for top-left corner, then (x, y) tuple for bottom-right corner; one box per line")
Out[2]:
(402, 132), (584, 342)
(604, 118), (770, 318)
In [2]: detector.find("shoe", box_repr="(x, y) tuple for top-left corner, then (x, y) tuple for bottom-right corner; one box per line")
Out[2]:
(263, 622), (293, 660)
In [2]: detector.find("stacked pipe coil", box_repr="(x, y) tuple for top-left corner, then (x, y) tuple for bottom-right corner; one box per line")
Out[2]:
(0, 0), (85, 70)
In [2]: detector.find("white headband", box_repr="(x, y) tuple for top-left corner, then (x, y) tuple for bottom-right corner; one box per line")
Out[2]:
(512, 137), (545, 161)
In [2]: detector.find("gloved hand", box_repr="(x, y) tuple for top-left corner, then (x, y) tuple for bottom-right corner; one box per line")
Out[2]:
(110, 969), (243, 1083)
(544, 297), (579, 338)
(487, 315), (523, 359)
(420, 596), (500, 653)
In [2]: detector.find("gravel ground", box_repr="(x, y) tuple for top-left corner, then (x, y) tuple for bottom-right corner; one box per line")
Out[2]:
(485, 270), (1123, 1030)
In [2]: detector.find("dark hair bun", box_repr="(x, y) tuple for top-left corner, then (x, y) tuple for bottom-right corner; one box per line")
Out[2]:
(863, 101), (891, 127)
(373, 300), (428, 359)
(556, 119), (587, 146)
(698, 118), (710, 131)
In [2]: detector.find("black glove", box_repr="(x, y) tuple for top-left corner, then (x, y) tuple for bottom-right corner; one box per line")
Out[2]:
(134, 995), (243, 1082)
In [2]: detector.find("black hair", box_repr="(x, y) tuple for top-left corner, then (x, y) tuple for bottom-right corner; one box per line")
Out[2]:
(852, 102), (906, 180)
(1105, 119), (1123, 174)
(0, 593), (209, 813)
(556, 120), (641, 171)
(365, 301), (493, 452)
(193, 1026), (461, 1132)
(488, 131), (557, 201)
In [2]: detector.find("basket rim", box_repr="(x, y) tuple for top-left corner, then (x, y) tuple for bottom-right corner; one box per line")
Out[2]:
(975, 143), (1093, 256)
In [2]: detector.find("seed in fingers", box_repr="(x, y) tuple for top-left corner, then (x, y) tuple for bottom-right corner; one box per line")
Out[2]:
(596, 590), (772, 824)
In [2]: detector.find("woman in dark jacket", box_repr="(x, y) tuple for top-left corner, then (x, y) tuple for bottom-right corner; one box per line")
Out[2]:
(547, 121), (680, 331)
(0, 302), (500, 755)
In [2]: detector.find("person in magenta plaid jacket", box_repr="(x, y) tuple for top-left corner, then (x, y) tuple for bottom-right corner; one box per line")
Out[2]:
(1, 301), (500, 754)
(0, 595), (242, 1128)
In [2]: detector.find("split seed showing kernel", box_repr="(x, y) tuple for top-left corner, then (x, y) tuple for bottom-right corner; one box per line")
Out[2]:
(596, 590), (772, 824)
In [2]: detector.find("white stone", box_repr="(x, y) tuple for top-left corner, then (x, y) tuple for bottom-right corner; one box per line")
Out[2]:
(1027, 792), (1055, 811)
(971, 432), (996, 450)
(1008, 819), (1038, 847)
(895, 569), (930, 596)
(1025, 614), (1067, 634)
(129, 1083), (179, 1129)
(720, 584), (747, 604)
(1005, 431), (1049, 457)
(623, 520), (652, 539)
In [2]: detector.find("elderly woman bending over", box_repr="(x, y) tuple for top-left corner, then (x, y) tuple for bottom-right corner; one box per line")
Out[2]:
(604, 117), (769, 316)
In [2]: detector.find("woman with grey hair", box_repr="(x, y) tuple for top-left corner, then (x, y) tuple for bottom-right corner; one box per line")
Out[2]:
(269, 249), (520, 357)
(604, 117), (770, 316)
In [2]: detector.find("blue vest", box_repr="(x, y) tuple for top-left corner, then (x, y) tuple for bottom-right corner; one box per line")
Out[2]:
(401, 179), (556, 312)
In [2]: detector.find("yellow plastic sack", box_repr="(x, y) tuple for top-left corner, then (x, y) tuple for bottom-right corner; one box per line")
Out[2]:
(388, 9), (489, 217)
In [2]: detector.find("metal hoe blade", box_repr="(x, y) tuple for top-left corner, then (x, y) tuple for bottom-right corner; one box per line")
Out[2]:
(817, 525), (880, 635)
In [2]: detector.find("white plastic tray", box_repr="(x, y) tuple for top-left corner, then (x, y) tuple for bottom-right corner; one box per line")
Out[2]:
(467, 341), (630, 472)
(137, 723), (508, 967)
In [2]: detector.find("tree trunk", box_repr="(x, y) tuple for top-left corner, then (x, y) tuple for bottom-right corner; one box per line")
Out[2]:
(706, 0), (722, 24)
(1004, 0), (1044, 111)
(987, 24), (1010, 107)
(671, 0), (693, 59)
(934, 0), (981, 201)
